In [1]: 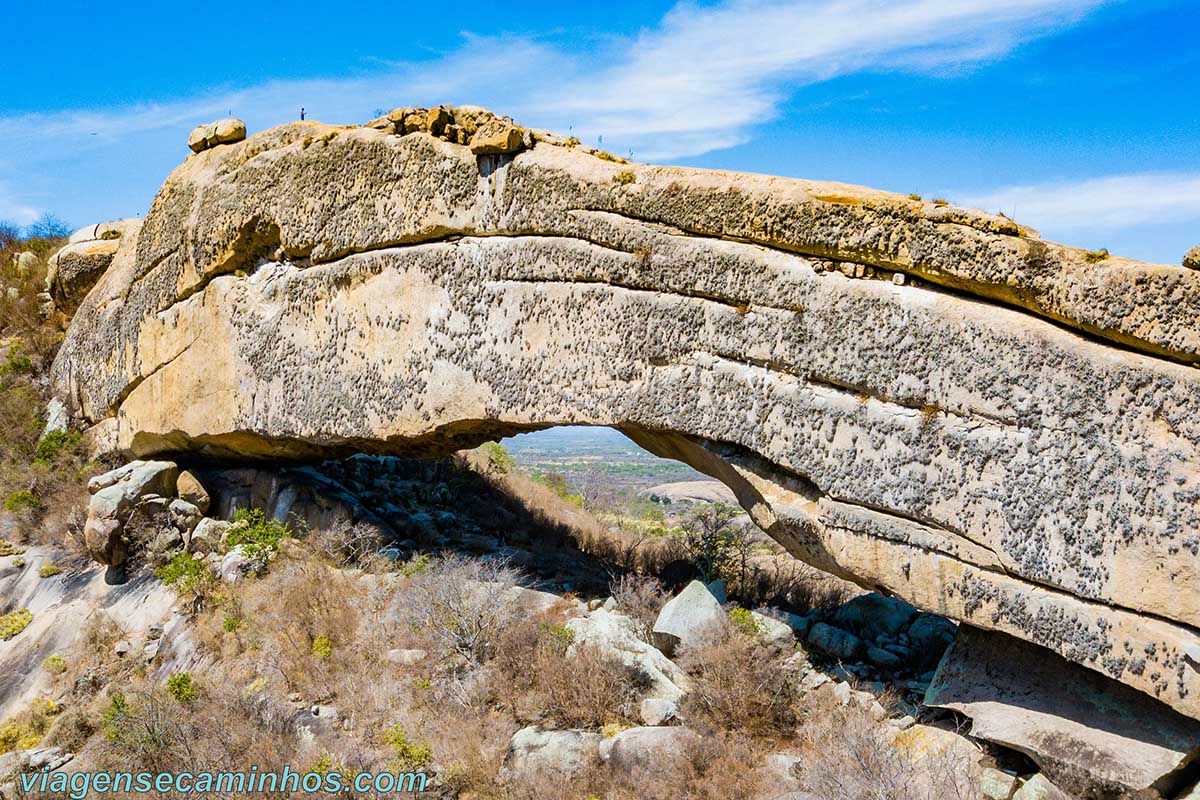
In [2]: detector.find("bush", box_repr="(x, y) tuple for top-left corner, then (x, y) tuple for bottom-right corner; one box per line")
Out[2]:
(156, 552), (216, 609)
(678, 624), (798, 737)
(728, 607), (764, 637)
(4, 490), (38, 512)
(399, 554), (524, 666)
(381, 724), (433, 772)
(479, 441), (515, 474)
(34, 429), (80, 465)
(0, 540), (24, 556)
(311, 634), (333, 658)
(166, 672), (197, 703)
(609, 574), (669, 642)
(0, 608), (32, 639)
(42, 654), (68, 674)
(225, 507), (290, 572)
(38, 562), (61, 578)
(534, 641), (649, 728)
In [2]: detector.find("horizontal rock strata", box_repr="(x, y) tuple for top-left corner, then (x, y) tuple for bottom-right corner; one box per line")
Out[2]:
(50, 107), (1200, 717)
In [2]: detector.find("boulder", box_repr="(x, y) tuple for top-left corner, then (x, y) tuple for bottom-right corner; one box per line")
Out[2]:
(500, 727), (601, 781)
(45, 219), (140, 312)
(865, 645), (904, 671)
(188, 118), (247, 153)
(832, 593), (918, 641)
(1184, 246), (1200, 270)
(83, 461), (179, 567)
(652, 580), (725, 656)
(887, 723), (982, 795)
(168, 499), (202, 539)
(1012, 774), (1071, 800)
(219, 546), (253, 582)
(598, 726), (700, 774)
(906, 613), (956, 669)
(176, 470), (210, 514)
(979, 768), (1021, 800)
(567, 608), (688, 703)
(750, 610), (795, 648)
(639, 697), (679, 726)
(806, 622), (865, 662)
(384, 648), (427, 666)
(926, 625), (1200, 799)
(188, 518), (229, 554)
(469, 119), (526, 155)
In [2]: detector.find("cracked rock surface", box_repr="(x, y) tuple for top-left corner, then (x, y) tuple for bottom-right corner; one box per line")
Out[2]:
(50, 106), (1200, 718)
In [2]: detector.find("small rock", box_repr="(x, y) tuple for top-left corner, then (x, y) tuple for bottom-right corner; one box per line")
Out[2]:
(176, 471), (210, 514)
(750, 610), (795, 648)
(469, 120), (526, 155)
(832, 594), (918, 641)
(287, 692), (303, 703)
(189, 518), (230, 555)
(893, 272), (907, 285)
(639, 697), (679, 726)
(384, 648), (428, 666)
(219, 546), (253, 582)
(598, 726), (700, 774)
(114, 640), (131, 656)
(866, 645), (904, 671)
(147, 623), (164, 640)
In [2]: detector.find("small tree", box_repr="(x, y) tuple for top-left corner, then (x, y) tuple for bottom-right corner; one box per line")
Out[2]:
(680, 504), (744, 583)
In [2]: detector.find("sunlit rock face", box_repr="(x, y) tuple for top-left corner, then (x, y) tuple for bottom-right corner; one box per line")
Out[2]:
(51, 106), (1200, 718)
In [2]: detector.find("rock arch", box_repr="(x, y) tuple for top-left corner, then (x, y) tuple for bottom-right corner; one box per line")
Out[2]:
(52, 107), (1200, 718)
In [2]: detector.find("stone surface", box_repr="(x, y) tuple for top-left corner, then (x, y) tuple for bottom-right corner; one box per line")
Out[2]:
(927, 625), (1200, 798)
(1012, 774), (1071, 800)
(500, 726), (601, 781)
(832, 593), (918, 641)
(45, 218), (141, 313)
(652, 580), (726, 656)
(48, 106), (1200, 715)
(1184, 246), (1200, 270)
(639, 697), (679, 726)
(807, 622), (865, 662)
(219, 546), (253, 582)
(175, 470), (210, 514)
(597, 726), (700, 774)
(188, 518), (228, 554)
(83, 460), (178, 566)
(567, 607), (688, 703)
(979, 768), (1021, 800)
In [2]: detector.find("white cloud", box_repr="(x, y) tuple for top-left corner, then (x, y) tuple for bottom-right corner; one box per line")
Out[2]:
(959, 172), (1200, 230)
(0, 0), (1107, 222)
(0, 181), (38, 226)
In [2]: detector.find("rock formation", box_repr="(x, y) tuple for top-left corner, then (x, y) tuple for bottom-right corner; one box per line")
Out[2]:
(44, 219), (141, 314)
(50, 105), (1200, 720)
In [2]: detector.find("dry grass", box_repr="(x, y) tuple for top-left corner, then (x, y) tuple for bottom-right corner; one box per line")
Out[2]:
(608, 573), (669, 641)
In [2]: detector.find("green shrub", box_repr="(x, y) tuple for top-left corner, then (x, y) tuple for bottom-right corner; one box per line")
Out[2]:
(0, 540), (24, 557)
(0, 608), (32, 639)
(907, 193), (922, 201)
(479, 441), (515, 474)
(34, 429), (80, 465)
(539, 622), (576, 655)
(225, 507), (290, 571)
(99, 230), (121, 240)
(222, 612), (243, 632)
(729, 607), (764, 637)
(41, 655), (67, 674)
(612, 170), (636, 185)
(157, 552), (210, 590)
(311, 634), (333, 658)
(4, 490), (38, 513)
(398, 553), (430, 577)
(166, 672), (197, 703)
(38, 562), (61, 578)
(101, 692), (129, 740)
(382, 724), (432, 772)
(1084, 248), (1110, 264)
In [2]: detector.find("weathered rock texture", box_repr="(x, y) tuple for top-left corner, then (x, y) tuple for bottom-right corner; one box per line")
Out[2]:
(50, 106), (1200, 717)
(927, 626), (1200, 797)
(46, 218), (141, 313)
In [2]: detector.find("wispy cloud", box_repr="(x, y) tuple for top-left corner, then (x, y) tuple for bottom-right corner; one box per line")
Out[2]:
(0, 0), (1106, 225)
(960, 172), (1200, 229)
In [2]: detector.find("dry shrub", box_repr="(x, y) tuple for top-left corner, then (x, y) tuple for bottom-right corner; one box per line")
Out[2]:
(396, 553), (525, 667)
(608, 573), (669, 642)
(677, 622), (799, 737)
(309, 518), (388, 570)
(796, 693), (981, 800)
(533, 640), (648, 727)
(599, 732), (772, 800)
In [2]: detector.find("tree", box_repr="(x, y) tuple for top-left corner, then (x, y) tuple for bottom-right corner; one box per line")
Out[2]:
(680, 503), (748, 583)
(24, 213), (70, 240)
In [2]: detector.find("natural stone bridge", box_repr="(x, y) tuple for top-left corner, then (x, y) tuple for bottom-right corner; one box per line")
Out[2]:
(51, 106), (1200, 721)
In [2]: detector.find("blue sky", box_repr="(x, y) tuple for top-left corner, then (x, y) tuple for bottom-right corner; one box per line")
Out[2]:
(1, 0), (1197, 263)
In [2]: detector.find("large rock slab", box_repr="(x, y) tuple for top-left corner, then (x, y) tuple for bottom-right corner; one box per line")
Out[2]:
(927, 626), (1200, 798)
(49, 105), (1200, 716)
(652, 580), (726, 656)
